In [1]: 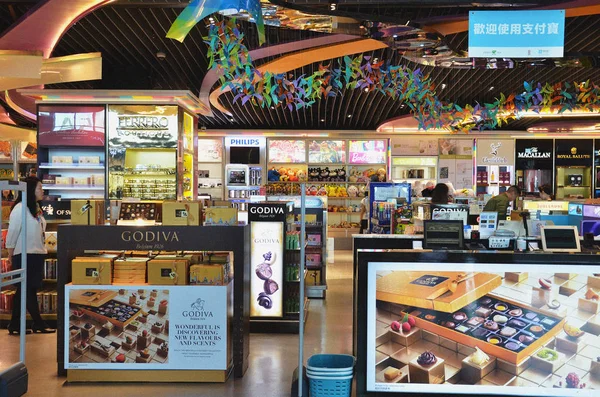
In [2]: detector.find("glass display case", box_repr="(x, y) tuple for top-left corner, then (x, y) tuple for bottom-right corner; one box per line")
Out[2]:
(555, 139), (593, 200)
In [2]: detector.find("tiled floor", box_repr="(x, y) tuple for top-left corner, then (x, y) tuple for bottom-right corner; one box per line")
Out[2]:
(0, 250), (354, 397)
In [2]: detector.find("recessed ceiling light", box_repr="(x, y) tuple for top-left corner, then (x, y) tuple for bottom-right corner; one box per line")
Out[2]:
(488, 86), (494, 91)
(441, 83), (447, 90)
(270, 106), (274, 110)
(229, 118), (234, 122)
(364, 88), (369, 92)
(393, 35), (398, 38)
(347, 114), (352, 118)
(320, 119), (325, 122)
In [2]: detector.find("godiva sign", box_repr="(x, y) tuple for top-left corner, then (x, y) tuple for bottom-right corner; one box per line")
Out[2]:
(476, 139), (515, 165)
(121, 230), (180, 243)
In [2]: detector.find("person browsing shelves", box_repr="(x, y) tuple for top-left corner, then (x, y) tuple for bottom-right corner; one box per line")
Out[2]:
(483, 185), (521, 221)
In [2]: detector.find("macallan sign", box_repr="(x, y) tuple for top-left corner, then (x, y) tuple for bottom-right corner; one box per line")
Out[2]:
(517, 147), (551, 159)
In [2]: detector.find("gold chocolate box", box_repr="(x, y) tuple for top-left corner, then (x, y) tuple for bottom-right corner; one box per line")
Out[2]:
(162, 201), (203, 226)
(148, 258), (190, 285)
(72, 256), (114, 285)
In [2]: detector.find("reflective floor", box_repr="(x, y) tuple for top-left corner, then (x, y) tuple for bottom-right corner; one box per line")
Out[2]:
(0, 250), (354, 397)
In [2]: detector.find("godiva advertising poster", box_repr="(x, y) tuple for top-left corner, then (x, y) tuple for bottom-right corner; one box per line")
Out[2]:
(367, 262), (600, 395)
(65, 285), (228, 370)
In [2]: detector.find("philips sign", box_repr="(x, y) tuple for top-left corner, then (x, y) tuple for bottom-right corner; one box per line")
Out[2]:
(227, 138), (262, 146)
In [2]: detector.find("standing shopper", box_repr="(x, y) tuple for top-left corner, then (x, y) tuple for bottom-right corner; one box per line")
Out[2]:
(6, 177), (55, 334)
(359, 191), (370, 234)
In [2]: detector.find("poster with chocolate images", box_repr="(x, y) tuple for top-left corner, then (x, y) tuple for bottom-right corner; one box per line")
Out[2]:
(367, 263), (600, 395)
(250, 221), (284, 317)
(65, 285), (228, 370)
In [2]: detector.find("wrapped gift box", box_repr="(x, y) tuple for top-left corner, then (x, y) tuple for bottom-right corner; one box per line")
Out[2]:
(71, 256), (114, 285)
(148, 257), (190, 285)
(189, 264), (227, 285)
(162, 201), (203, 226)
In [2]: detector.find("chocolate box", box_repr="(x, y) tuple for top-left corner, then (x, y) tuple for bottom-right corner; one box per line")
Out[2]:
(44, 231), (57, 253)
(409, 294), (565, 365)
(71, 200), (106, 225)
(189, 264), (228, 285)
(72, 256), (114, 285)
(377, 271), (502, 313)
(148, 258), (190, 285)
(162, 201), (203, 226)
(113, 258), (147, 284)
(203, 207), (237, 226)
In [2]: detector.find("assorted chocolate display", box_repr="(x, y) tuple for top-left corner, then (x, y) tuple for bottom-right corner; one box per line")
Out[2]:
(255, 251), (279, 310)
(80, 299), (141, 326)
(119, 202), (158, 221)
(413, 295), (561, 354)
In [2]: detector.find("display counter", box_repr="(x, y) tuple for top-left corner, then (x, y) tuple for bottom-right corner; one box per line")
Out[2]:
(354, 249), (600, 396)
(56, 225), (250, 380)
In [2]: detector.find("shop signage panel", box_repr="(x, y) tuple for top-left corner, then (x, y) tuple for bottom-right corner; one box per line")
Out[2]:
(438, 139), (473, 157)
(108, 105), (178, 148)
(476, 139), (515, 165)
(430, 204), (469, 224)
(250, 221), (284, 317)
(348, 140), (387, 164)
(555, 139), (593, 166)
(40, 200), (71, 220)
(198, 139), (223, 162)
(308, 140), (346, 163)
(515, 139), (554, 169)
(248, 203), (289, 222)
(583, 204), (600, 219)
(469, 10), (565, 58)
(38, 105), (106, 147)
(65, 284), (228, 370)
(390, 137), (437, 156)
(268, 140), (306, 163)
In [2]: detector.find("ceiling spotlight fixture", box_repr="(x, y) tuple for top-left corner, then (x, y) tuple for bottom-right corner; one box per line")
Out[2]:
(270, 106), (275, 110)
(347, 114), (352, 118)
(364, 88), (369, 93)
(488, 86), (495, 91)
(229, 117), (235, 122)
(329, 2), (337, 11)
(156, 51), (166, 60)
(441, 83), (447, 90)
(320, 119), (325, 122)
(393, 34), (398, 38)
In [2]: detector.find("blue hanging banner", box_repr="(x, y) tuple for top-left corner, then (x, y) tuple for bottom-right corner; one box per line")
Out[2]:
(469, 10), (565, 58)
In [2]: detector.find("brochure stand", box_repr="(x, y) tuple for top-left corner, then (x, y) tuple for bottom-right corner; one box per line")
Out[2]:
(0, 180), (28, 397)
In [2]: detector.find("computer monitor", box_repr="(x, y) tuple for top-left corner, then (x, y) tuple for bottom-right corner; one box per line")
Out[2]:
(423, 220), (464, 250)
(541, 226), (581, 253)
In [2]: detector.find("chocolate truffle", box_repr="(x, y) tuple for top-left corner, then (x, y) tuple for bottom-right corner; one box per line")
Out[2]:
(466, 316), (484, 327)
(417, 351), (437, 366)
(487, 335), (502, 345)
(500, 326), (517, 337)
(453, 312), (467, 321)
(494, 303), (508, 312)
(475, 307), (492, 317)
(425, 314), (436, 321)
(443, 321), (456, 329)
(508, 319), (527, 328)
(530, 325), (544, 334)
(508, 308), (523, 317)
(264, 279), (279, 295)
(505, 342), (520, 351)
(255, 263), (272, 280)
(519, 334), (534, 344)
(257, 292), (272, 309)
(493, 315), (508, 324)
(484, 320), (499, 331)
(472, 328), (488, 338)
(480, 298), (492, 306)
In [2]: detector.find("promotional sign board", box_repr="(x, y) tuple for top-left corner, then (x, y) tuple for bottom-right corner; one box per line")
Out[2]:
(38, 105), (106, 146)
(515, 139), (554, 169)
(476, 139), (515, 165)
(65, 284), (229, 370)
(40, 200), (72, 221)
(108, 105), (178, 148)
(250, 205), (284, 317)
(431, 204), (469, 225)
(197, 139), (223, 162)
(391, 137), (437, 156)
(308, 140), (346, 163)
(349, 140), (387, 164)
(469, 10), (565, 58)
(268, 140), (306, 163)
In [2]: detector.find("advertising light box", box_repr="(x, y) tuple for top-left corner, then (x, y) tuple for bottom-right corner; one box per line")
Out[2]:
(38, 105), (105, 146)
(268, 140), (306, 163)
(65, 284), (230, 370)
(308, 140), (346, 163)
(108, 105), (178, 148)
(349, 140), (387, 164)
(365, 261), (600, 396)
(469, 10), (565, 58)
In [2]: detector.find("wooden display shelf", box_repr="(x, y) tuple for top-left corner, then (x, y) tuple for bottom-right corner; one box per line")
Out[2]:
(0, 313), (56, 320)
